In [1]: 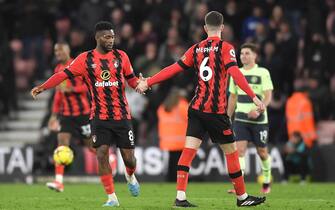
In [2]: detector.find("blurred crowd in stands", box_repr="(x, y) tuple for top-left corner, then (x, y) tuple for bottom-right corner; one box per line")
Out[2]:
(1, 0), (335, 149)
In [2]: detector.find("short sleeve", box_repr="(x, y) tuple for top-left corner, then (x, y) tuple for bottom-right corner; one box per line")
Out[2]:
(64, 53), (86, 78)
(262, 69), (274, 91)
(222, 43), (238, 70)
(121, 51), (135, 78)
(177, 45), (195, 69)
(228, 76), (237, 94)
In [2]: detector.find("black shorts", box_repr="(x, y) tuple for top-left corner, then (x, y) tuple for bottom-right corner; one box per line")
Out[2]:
(186, 108), (234, 144)
(233, 121), (269, 147)
(59, 115), (91, 139)
(91, 118), (135, 149)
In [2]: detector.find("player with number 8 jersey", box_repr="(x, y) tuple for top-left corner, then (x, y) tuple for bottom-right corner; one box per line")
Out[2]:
(31, 21), (141, 207)
(139, 11), (266, 208)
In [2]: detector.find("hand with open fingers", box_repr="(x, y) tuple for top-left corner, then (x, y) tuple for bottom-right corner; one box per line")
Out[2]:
(48, 115), (60, 131)
(31, 86), (45, 99)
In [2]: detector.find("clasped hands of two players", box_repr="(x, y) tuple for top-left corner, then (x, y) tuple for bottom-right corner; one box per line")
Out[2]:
(135, 73), (150, 94)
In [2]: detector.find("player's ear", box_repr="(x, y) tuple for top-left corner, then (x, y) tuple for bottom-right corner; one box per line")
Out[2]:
(221, 24), (224, 32)
(95, 32), (100, 42)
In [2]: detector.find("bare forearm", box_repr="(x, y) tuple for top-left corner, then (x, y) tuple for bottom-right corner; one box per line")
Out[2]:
(262, 90), (272, 107)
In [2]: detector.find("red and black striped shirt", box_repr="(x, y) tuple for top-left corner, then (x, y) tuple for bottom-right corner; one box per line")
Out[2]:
(179, 37), (238, 114)
(52, 59), (90, 116)
(63, 49), (137, 120)
(147, 37), (255, 114)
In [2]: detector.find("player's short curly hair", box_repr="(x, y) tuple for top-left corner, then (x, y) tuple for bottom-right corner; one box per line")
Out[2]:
(95, 21), (113, 34)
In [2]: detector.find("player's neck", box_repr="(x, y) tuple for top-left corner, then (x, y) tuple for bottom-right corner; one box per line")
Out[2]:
(96, 46), (108, 55)
(60, 57), (71, 65)
(207, 31), (221, 39)
(243, 63), (256, 70)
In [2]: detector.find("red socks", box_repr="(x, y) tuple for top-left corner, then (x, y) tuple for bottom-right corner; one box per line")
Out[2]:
(100, 174), (114, 194)
(225, 151), (246, 196)
(55, 164), (64, 176)
(126, 167), (136, 176)
(176, 148), (197, 191)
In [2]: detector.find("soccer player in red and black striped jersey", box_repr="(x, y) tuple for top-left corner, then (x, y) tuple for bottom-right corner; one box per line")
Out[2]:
(136, 11), (266, 207)
(31, 22), (141, 207)
(46, 42), (92, 193)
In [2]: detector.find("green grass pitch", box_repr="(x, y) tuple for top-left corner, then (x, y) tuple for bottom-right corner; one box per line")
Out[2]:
(0, 183), (334, 210)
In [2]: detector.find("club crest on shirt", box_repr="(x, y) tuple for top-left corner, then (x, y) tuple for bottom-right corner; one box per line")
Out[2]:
(251, 76), (258, 83)
(113, 59), (119, 68)
(229, 49), (236, 57)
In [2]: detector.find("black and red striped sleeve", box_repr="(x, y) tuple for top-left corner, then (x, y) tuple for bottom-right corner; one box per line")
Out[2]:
(122, 51), (138, 88)
(177, 44), (195, 69)
(222, 43), (238, 71)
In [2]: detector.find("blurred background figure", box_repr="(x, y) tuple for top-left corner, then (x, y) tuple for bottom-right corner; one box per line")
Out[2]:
(282, 132), (309, 184)
(286, 79), (317, 149)
(157, 88), (188, 182)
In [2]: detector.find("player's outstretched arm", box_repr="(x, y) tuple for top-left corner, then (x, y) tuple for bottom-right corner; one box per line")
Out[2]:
(31, 71), (68, 99)
(149, 63), (183, 86)
(135, 63), (183, 94)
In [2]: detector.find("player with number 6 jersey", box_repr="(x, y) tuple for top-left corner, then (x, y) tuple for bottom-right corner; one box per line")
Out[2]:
(136, 11), (266, 208)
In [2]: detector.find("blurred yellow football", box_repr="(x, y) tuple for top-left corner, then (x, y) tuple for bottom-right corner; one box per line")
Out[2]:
(257, 174), (273, 184)
(53, 146), (74, 165)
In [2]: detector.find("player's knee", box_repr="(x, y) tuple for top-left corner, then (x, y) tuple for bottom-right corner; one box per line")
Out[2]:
(58, 133), (71, 146)
(237, 147), (246, 157)
(257, 148), (268, 160)
(88, 147), (96, 154)
(96, 146), (109, 163)
(123, 156), (136, 168)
